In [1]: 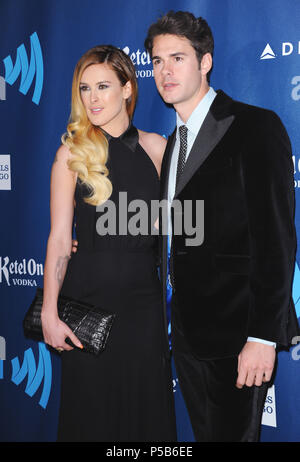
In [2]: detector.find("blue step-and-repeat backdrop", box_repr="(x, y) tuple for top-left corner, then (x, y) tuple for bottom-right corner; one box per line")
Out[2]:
(1, 0), (300, 442)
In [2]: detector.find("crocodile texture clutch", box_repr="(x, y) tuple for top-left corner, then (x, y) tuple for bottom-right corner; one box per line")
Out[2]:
(23, 288), (116, 355)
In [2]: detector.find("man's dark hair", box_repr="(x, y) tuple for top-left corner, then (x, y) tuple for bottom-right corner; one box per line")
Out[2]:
(144, 10), (214, 82)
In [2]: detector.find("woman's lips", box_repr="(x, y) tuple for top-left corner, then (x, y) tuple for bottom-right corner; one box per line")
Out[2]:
(90, 107), (103, 114)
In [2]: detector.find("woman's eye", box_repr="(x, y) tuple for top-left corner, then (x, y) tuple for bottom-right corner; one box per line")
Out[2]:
(98, 84), (109, 90)
(80, 85), (89, 92)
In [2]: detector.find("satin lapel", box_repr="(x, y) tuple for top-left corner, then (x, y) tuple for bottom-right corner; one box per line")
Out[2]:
(174, 111), (235, 199)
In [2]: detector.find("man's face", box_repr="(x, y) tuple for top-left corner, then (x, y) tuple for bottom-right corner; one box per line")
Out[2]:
(151, 34), (211, 121)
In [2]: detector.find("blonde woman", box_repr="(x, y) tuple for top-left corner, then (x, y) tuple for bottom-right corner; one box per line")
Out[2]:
(41, 45), (176, 442)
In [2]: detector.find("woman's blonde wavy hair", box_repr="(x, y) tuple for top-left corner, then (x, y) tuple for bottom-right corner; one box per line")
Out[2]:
(62, 45), (138, 206)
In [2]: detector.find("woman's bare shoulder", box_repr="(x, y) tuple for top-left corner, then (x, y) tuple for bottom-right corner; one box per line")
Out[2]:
(53, 144), (73, 164)
(52, 144), (77, 185)
(137, 129), (167, 157)
(137, 129), (167, 176)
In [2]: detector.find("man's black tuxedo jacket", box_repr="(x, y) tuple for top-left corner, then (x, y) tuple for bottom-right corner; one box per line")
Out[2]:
(160, 90), (299, 360)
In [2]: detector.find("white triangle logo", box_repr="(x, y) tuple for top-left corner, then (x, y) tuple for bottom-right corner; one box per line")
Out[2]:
(260, 43), (276, 60)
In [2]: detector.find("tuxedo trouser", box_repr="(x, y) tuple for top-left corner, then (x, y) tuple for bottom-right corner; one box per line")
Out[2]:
(171, 296), (269, 442)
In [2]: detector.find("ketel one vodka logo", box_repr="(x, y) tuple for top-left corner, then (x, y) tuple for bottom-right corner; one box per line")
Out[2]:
(1, 32), (44, 105)
(122, 46), (153, 79)
(0, 256), (43, 287)
(0, 342), (52, 409)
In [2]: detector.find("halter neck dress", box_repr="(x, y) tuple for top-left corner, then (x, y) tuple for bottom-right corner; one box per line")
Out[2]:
(57, 125), (177, 442)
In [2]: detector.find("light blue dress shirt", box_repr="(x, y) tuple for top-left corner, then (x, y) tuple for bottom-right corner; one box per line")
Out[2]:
(167, 87), (275, 348)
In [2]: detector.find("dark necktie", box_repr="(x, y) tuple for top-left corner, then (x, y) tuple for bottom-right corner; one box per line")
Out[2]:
(175, 125), (188, 190)
(169, 125), (188, 290)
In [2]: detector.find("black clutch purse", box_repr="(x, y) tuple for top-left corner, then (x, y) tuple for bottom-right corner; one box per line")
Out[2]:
(23, 288), (116, 355)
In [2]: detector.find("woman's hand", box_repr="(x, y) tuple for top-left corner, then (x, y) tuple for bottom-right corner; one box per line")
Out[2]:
(41, 311), (83, 352)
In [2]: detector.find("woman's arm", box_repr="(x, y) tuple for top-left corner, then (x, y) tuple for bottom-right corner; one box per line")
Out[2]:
(41, 145), (83, 351)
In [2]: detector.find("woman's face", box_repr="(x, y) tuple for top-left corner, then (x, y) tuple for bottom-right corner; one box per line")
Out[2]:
(79, 63), (131, 135)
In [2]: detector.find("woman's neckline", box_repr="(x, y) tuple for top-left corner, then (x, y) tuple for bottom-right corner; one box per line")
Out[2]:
(101, 123), (139, 152)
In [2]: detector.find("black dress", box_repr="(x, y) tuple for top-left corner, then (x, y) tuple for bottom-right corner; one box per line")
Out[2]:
(57, 125), (177, 442)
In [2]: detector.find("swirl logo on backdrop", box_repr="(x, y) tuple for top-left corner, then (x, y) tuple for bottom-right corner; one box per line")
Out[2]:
(0, 256), (43, 287)
(0, 32), (43, 105)
(0, 342), (52, 409)
(122, 46), (153, 79)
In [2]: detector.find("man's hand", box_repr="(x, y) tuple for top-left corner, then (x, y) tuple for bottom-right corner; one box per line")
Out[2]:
(72, 239), (78, 253)
(236, 341), (275, 389)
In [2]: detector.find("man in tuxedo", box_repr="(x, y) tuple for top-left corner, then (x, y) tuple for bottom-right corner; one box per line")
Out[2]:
(144, 11), (299, 442)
